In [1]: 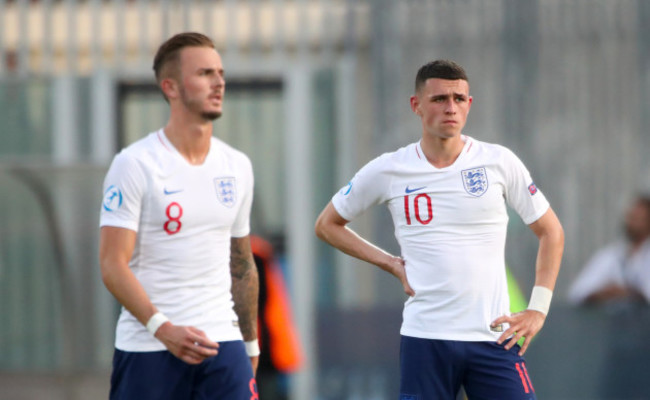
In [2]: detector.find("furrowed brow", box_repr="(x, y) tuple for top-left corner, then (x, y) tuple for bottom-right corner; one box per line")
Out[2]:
(430, 94), (452, 101)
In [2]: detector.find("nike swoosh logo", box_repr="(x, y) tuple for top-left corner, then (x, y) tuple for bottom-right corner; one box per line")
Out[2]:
(405, 185), (427, 194)
(164, 188), (184, 195)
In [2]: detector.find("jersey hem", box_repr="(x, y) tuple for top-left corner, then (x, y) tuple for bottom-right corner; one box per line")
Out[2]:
(522, 202), (550, 225)
(230, 228), (250, 238)
(115, 331), (243, 352)
(331, 198), (354, 221)
(99, 220), (139, 231)
(400, 326), (502, 342)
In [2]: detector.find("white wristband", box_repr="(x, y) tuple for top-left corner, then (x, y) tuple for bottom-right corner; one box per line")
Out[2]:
(527, 286), (553, 315)
(245, 339), (260, 357)
(146, 312), (169, 336)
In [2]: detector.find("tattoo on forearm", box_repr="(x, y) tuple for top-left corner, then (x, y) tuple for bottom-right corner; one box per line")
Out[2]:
(230, 237), (259, 342)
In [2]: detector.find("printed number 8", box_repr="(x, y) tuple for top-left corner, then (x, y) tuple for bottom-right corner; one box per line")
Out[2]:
(164, 202), (183, 235)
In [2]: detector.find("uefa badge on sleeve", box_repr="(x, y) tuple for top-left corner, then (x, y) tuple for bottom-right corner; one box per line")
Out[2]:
(528, 182), (538, 196)
(214, 177), (237, 207)
(103, 185), (123, 211)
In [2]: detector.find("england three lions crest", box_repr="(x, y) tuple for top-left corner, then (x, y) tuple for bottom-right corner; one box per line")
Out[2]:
(214, 177), (237, 207)
(461, 167), (488, 197)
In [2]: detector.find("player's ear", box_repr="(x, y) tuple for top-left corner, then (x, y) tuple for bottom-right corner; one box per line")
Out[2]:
(160, 78), (179, 100)
(410, 95), (421, 116)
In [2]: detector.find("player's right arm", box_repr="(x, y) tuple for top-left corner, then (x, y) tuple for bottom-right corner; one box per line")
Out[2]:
(315, 202), (414, 296)
(99, 226), (219, 364)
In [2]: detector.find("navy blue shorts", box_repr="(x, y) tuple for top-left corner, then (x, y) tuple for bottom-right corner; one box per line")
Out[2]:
(399, 335), (536, 400)
(110, 340), (257, 400)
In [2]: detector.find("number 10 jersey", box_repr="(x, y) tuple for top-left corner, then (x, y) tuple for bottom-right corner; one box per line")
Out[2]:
(332, 136), (549, 342)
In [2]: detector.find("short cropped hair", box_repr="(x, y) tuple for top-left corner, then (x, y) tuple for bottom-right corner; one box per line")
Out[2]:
(153, 32), (215, 84)
(415, 60), (468, 93)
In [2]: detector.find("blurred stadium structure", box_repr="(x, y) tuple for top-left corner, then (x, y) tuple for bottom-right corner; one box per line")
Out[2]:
(1, 1), (650, 399)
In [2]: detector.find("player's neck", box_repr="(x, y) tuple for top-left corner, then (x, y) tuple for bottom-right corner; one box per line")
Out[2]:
(163, 119), (213, 165)
(420, 134), (465, 168)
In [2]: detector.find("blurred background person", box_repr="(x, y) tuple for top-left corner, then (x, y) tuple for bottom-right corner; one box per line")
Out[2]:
(568, 193), (650, 306)
(251, 235), (304, 400)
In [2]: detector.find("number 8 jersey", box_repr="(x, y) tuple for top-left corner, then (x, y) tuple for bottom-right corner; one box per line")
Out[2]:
(331, 136), (549, 342)
(100, 130), (254, 351)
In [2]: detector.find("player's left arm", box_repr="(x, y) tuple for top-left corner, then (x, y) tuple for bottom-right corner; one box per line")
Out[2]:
(492, 207), (564, 355)
(230, 235), (260, 374)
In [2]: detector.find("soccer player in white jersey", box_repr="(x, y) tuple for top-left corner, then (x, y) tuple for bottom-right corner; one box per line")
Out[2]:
(315, 60), (565, 399)
(99, 32), (259, 399)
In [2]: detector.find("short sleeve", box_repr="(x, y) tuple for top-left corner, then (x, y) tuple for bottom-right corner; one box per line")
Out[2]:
(99, 152), (147, 231)
(230, 155), (254, 238)
(502, 148), (550, 225)
(331, 155), (392, 221)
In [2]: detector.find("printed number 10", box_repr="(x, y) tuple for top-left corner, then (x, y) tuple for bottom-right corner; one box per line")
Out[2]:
(404, 194), (433, 225)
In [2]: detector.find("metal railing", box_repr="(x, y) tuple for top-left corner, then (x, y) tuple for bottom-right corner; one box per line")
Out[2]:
(0, 0), (368, 77)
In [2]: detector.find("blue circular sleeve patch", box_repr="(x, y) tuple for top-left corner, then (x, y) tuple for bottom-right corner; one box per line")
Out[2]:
(103, 185), (123, 211)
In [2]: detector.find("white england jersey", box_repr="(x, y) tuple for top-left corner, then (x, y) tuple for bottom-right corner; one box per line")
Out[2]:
(332, 136), (549, 341)
(100, 130), (254, 351)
